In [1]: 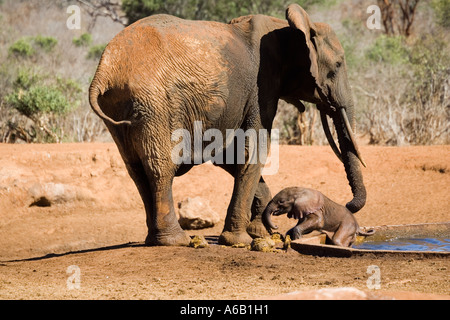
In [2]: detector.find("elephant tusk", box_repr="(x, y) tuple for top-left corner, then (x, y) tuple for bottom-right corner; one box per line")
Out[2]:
(340, 108), (367, 168)
(320, 111), (343, 164)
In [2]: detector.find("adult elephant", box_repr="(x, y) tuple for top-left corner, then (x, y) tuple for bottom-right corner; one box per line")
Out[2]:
(89, 4), (366, 246)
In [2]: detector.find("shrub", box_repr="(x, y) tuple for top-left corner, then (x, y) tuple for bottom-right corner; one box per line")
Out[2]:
(357, 33), (449, 146)
(122, 0), (327, 24)
(87, 44), (106, 60)
(366, 35), (409, 64)
(8, 38), (34, 57)
(409, 35), (449, 83)
(7, 85), (69, 118)
(73, 33), (92, 47)
(432, 0), (450, 28)
(4, 69), (81, 143)
(13, 68), (39, 89)
(8, 35), (57, 58)
(34, 35), (58, 52)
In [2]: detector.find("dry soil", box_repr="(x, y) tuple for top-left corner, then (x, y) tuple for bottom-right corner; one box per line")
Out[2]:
(0, 143), (449, 299)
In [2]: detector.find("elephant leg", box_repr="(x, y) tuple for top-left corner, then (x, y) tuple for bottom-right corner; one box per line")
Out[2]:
(247, 176), (272, 238)
(331, 225), (355, 247)
(287, 215), (322, 240)
(145, 174), (190, 246)
(108, 124), (189, 246)
(124, 161), (153, 229)
(125, 161), (189, 246)
(217, 161), (263, 245)
(107, 125), (155, 239)
(216, 163), (271, 241)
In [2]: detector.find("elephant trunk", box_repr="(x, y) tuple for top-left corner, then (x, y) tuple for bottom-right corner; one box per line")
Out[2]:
(332, 107), (367, 213)
(262, 200), (279, 230)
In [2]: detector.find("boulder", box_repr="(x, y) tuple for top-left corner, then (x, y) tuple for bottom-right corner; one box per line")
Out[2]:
(177, 197), (220, 230)
(28, 182), (94, 206)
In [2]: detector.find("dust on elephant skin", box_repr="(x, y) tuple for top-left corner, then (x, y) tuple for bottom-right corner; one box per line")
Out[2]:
(89, 5), (366, 246)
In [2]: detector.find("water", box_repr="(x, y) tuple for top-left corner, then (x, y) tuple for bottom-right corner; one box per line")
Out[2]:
(353, 237), (450, 252)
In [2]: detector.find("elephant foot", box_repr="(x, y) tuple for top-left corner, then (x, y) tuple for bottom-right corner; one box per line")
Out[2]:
(247, 217), (271, 239)
(218, 230), (252, 246)
(145, 227), (191, 246)
(286, 227), (302, 241)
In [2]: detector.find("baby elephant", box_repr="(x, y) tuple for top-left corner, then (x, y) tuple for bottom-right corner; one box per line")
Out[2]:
(262, 187), (374, 247)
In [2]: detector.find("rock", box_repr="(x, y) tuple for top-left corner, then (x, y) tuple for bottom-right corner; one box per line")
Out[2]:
(28, 182), (94, 207)
(177, 197), (220, 230)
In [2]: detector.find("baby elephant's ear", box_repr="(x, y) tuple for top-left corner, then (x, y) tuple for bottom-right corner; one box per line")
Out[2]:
(294, 188), (324, 216)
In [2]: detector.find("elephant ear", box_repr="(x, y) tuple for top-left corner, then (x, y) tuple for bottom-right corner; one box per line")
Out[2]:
(285, 4), (319, 84)
(294, 188), (324, 217)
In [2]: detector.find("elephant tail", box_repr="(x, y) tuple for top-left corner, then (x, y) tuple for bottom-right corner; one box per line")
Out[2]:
(89, 74), (132, 126)
(357, 227), (375, 237)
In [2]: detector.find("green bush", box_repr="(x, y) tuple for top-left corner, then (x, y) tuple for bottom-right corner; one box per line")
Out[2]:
(121, 0), (327, 24)
(4, 69), (81, 143)
(410, 35), (449, 79)
(432, 0), (450, 28)
(366, 35), (409, 64)
(34, 35), (58, 52)
(7, 85), (69, 118)
(6, 69), (72, 118)
(8, 38), (35, 57)
(87, 44), (107, 60)
(340, 37), (359, 69)
(13, 68), (39, 89)
(73, 33), (93, 47)
(356, 31), (449, 145)
(8, 35), (57, 58)
(55, 77), (82, 105)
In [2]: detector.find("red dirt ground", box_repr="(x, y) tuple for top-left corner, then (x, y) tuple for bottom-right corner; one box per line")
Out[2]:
(0, 143), (449, 299)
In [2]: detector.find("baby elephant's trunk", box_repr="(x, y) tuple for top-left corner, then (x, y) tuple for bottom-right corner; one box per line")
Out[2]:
(262, 200), (279, 230)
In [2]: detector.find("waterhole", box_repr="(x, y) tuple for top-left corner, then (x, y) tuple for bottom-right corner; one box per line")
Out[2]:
(354, 237), (450, 252)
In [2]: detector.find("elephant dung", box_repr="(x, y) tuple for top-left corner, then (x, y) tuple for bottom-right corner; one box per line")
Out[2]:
(177, 197), (220, 230)
(250, 237), (276, 252)
(250, 234), (288, 252)
(189, 235), (209, 249)
(283, 235), (292, 250)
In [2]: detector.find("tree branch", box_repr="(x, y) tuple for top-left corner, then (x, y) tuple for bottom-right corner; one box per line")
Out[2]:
(76, 0), (127, 31)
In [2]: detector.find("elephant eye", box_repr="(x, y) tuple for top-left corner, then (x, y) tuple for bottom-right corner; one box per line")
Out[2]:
(327, 70), (336, 79)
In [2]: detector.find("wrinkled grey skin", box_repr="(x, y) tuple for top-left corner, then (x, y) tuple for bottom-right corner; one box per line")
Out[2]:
(263, 187), (374, 247)
(89, 4), (366, 246)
